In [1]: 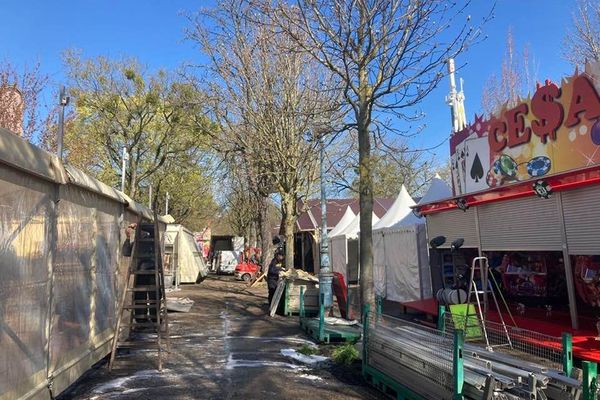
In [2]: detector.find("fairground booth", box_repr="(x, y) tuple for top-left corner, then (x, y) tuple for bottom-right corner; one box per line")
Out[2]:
(413, 61), (600, 362)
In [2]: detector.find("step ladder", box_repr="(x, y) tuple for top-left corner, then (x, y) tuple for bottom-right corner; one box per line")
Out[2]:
(108, 216), (170, 371)
(463, 256), (515, 351)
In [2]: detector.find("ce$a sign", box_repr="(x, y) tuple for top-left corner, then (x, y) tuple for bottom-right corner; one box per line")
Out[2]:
(488, 75), (600, 152)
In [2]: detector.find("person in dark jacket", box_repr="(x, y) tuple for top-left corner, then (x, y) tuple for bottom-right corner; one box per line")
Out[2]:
(267, 250), (286, 306)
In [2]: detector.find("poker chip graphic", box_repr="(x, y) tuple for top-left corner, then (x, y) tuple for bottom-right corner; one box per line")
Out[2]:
(493, 159), (502, 174)
(533, 180), (552, 199)
(592, 119), (600, 146)
(527, 156), (551, 177)
(486, 170), (501, 187)
(499, 154), (518, 178)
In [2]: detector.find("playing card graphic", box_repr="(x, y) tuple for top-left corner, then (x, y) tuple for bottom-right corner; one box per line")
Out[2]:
(470, 154), (484, 182)
(451, 141), (467, 195)
(465, 136), (490, 193)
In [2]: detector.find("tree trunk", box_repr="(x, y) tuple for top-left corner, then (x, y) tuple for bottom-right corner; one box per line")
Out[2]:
(258, 194), (272, 270)
(357, 107), (374, 314)
(249, 221), (257, 248)
(281, 194), (296, 270)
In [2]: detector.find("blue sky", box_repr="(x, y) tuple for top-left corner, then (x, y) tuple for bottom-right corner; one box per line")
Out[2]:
(0, 0), (578, 162)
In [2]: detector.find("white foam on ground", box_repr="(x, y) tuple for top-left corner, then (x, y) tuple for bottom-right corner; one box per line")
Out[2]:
(225, 335), (317, 347)
(225, 354), (306, 370)
(280, 349), (329, 366)
(91, 370), (163, 394)
(298, 373), (323, 381)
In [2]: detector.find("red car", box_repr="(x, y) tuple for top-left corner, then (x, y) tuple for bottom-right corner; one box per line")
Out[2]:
(235, 261), (261, 282)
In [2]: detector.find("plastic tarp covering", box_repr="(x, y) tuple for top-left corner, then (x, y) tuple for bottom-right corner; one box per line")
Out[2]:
(0, 129), (164, 400)
(373, 224), (431, 302)
(50, 185), (121, 372)
(94, 195), (121, 338)
(177, 226), (208, 283)
(0, 168), (52, 400)
(64, 164), (128, 204)
(330, 235), (348, 281)
(0, 127), (67, 184)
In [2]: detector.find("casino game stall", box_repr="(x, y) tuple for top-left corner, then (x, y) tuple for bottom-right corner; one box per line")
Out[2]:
(413, 61), (600, 362)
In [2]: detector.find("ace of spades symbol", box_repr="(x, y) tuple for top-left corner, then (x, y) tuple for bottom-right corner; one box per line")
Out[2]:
(464, 136), (490, 193)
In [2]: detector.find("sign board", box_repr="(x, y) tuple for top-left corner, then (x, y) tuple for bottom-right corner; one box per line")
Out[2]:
(451, 62), (600, 196)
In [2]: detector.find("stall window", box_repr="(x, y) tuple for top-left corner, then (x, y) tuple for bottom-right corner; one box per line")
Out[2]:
(572, 255), (600, 310)
(485, 251), (567, 308)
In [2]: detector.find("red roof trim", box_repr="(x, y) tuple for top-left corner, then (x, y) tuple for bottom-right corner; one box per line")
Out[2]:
(415, 165), (600, 215)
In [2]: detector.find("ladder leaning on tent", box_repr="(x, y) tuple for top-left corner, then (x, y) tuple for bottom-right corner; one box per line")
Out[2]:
(108, 215), (170, 371)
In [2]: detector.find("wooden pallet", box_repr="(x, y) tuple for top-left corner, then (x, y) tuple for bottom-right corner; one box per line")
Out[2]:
(299, 317), (361, 344)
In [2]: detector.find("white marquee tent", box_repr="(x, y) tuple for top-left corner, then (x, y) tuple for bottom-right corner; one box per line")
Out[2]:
(328, 206), (356, 237)
(373, 177), (452, 303)
(417, 174), (452, 206)
(164, 224), (209, 285)
(373, 185), (415, 230)
(330, 211), (379, 282)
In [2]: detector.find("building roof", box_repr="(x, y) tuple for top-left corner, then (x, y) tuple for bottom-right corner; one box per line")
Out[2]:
(296, 197), (394, 232)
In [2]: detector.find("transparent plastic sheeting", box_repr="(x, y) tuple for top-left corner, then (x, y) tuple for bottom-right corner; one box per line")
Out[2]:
(178, 228), (208, 283)
(329, 236), (347, 281)
(49, 186), (124, 372)
(373, 224), (432, 303)
(0, 168), (52, 399)
(0, 175), (140, 400)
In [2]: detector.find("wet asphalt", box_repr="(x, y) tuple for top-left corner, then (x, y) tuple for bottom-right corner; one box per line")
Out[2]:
(57, 275), (383, 400)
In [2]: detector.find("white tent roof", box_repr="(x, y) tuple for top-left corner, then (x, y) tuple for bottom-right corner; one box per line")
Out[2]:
(328, 206), (356, 237)
(388, 210), (424, 229)
(373, 185), (415, 229)
(417, 174), (452, 205)
(335, 211), (380, 238)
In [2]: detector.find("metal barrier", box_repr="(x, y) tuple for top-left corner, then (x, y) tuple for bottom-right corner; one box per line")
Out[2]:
(363, 306), (598, 399)
(442, 311), (563, 370)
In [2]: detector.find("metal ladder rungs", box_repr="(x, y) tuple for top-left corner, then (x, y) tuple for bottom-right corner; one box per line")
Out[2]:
(119, 322), (160, 328)
(123, 304), (161, 309)
(127, 286), (159, 291)
(116, 341), (164, 348)
(132, 270), (158, 275)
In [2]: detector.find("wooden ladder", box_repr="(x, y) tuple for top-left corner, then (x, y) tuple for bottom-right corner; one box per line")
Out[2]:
(108, 216), (170, 371)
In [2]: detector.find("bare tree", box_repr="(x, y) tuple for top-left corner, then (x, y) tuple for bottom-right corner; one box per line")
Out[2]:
(481, 28), (536, 115)
(563, 0), (600, 67)
(187, 0), (342, 268)
(266, 0), (487, 309)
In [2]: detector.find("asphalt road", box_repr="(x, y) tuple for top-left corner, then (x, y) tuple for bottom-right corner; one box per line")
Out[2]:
(58, 275), (382, 400)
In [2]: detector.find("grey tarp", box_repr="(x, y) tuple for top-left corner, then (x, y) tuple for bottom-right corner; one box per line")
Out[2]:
(0, 127), (166, 400)
(165, 224), (208, 284)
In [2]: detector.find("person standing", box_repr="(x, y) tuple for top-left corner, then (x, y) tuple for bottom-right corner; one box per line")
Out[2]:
(267, 249), (286, 306)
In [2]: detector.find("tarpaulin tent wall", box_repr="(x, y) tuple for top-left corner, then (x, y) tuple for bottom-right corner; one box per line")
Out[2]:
(329, 212), (379, 283)
(0, 127), (163, 400)
(373, 185), (430, 301)
(328, 206), (355, 283)
(372, 179), (451, 303)
(373, 218), (431, 302)
(164, 224), (208, 284)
